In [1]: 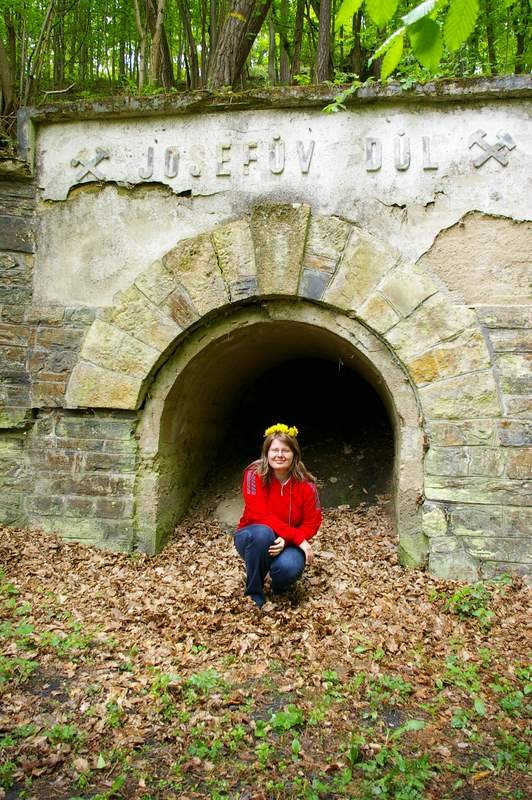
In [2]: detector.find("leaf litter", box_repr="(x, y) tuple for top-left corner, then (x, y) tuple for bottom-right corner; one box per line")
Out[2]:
(0, 499), (530, 799)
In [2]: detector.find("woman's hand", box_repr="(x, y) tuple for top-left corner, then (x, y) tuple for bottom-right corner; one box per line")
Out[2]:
(268, 536), (285, 556)
(299, 540), (314, 565)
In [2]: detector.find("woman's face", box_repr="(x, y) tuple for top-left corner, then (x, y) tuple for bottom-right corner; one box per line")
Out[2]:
(267, 437), (294, 473)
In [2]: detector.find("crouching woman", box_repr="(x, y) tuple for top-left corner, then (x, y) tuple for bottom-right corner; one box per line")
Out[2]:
(234, 424), (322, 609)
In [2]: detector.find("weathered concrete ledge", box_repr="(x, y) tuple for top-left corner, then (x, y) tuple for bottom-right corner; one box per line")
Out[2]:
(20, 76), (532, 126)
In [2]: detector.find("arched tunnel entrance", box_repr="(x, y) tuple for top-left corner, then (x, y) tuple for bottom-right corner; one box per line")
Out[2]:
(205, 358), (394, 511)
(135, 301), (424, 562)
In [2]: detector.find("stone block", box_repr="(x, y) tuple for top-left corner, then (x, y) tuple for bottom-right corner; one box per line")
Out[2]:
(135, 260), (176, 305)
(405, 329), (490, 386)
(448, 504), (504, 538)
(163, 233), (229, 316)
(429, 542), (480, 582)
(468, 448), (505, 477)
(380, 264), (438, 317)
(426, 420), (497, 447)
(497, 420), (532, 447)
(24, 305), (65, 324)
(0, 285), (31, 304)
(64, 307), (97, 325)
(324, 227), (397, 311)
(422, 504), (448, 538)
(299, 268), (331, 301)
(66, 361), (143, 409)
(478, 306), (532, 330)
(398, 532), (428, 568)
(425, 476), (532, 506)
(420, 370), (500, 420)
(0, 323), (30, 346)
(489, 329), (532, 353)
(34, 471), (135, 498)
(162, 286), (199, 328)
(103, 285), (181, 352)
(385, 294), (477, 361)
(211, 218), (256, 298)
(357, 293), (400, 334)
(1, 305), (25, 323)
(32, 381), (66, 407)
(462, 536), (531, 563)
(425, 446), (469, 477)
(502, 395), (532, 418)
(252, 203), (310, 296)
(0, 408), (33, 429)
(54, 413), (136, 440)
(496, 354), (532, 395)
(80, 319), (159, 378)
(506, 448), (532, 480)
(0, 214), (34, 252)
(505, 507), (532, 537)
(302, 215), (351, 267)
(32, 516), (134, 551)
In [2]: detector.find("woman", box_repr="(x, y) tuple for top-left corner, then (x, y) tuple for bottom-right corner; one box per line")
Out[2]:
(234, 424), (322, 608)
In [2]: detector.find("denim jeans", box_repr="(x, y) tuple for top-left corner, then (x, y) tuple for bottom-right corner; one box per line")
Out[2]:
(234, 524), (306, 607)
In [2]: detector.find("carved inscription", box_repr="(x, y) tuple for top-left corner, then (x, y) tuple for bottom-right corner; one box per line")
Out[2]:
(136, 137), (315, 179)
(364, 135), (439, 172)
(66, 129), (517, 190)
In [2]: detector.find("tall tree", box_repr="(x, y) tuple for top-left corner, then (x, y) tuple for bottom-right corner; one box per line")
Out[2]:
(208, 0), (272, 89)
(316, 0), (331, 81)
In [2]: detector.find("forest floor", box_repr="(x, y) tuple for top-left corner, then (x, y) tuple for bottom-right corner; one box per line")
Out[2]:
(0, 501), (530, 800)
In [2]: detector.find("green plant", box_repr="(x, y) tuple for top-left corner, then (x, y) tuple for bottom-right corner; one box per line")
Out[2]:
(105, 701), (126, 728)
(40, 621), (95, 658)
(269, 704), (305, 732)
(0, 654), (38, 686)
(0, 759), (16, 789)
(43, 723), (82, 746)
(255, 741), (273, 767)
(367, 673), (413, 706)
(436, 656), (482, 694)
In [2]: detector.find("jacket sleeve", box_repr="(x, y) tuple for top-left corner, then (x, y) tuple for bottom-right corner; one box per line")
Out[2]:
(242, 469), (322, 546)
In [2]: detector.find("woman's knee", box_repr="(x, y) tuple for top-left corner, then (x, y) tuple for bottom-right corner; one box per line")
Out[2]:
(271, 547), (305, 586)
(248, 524), (276, 547)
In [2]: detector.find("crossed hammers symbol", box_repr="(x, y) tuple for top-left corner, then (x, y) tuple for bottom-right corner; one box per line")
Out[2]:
(468, 129), (516, 168)
(70, 147), (110, 181)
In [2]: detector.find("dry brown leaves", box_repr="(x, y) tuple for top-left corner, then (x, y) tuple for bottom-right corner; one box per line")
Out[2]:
(0, 501), (530, 799)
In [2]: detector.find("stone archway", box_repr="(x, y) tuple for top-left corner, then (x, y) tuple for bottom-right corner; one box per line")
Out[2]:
(65, 204), (502, 577)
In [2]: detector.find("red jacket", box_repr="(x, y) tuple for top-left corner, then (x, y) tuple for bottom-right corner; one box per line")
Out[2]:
(238, 467), (322, 546)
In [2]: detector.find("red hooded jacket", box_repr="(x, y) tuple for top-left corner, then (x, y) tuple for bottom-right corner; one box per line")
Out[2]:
(238, 466), (322, 546)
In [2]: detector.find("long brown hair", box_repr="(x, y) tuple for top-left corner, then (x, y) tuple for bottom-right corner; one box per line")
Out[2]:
(250, 433), (316, 487)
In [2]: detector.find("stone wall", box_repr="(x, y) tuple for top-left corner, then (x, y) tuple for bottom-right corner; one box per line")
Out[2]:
(0, 79), (530, 578)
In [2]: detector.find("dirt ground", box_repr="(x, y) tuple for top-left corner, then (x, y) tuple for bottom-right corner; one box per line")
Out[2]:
(0, 499), (530, 800)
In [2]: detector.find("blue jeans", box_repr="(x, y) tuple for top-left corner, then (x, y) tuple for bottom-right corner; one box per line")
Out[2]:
(234, 524), (306, 607)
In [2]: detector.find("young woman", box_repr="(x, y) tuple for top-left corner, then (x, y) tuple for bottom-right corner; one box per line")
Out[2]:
(234, 424), (322, 608)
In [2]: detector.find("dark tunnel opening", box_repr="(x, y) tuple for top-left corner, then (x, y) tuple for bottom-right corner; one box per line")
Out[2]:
(203, 357), (394, 510)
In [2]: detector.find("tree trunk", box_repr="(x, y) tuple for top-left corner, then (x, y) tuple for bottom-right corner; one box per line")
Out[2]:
(207, 0), (272, 89)
(290, 0), (305, 80)
(513, 0), (530, 73)
(133, 0), (148, 89)
(279, 0), (290, 84)
(316, 0), (331, 81)
(0, 36), (14, 116)
(144, 0), (174, 87)
(483, 0), (496, 74)
(179, 0), (200, 88)
(23, 0), (56, 104)
(268, 12), (277, 84)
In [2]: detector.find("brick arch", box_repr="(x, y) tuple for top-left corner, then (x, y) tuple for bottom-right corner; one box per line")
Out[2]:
(66, 202), (500, 425)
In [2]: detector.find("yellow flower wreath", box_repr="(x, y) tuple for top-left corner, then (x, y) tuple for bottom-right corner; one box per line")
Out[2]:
(264, 423), (299, 438)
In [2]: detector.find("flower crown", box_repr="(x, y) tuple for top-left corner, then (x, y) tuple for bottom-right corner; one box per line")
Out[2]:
(264, 423), (299, 438)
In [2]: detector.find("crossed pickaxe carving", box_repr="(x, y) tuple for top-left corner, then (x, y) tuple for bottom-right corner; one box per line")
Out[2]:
(70, 147), (110, 181)
(468, 129), (516, 168)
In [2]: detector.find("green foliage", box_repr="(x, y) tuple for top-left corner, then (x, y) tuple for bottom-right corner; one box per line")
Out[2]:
(442, 581), (495, 627)
(43, 724), (82, 746)
(367, 0), (400, 28)
(0, 654), (38, 686)
(408, 17), (444, 69)
(444, 0), (479, 50)
(0, 760), (16, 789)
(269, 704), (305, 732)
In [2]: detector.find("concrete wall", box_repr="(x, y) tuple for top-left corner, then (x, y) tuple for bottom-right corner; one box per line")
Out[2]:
(1, 78), (530, 579)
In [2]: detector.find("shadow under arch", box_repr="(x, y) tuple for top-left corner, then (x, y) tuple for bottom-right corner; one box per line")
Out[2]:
(135, 299), (425, 566)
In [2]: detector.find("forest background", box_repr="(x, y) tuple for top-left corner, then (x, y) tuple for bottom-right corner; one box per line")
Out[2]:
(0, 0), (530, 144)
